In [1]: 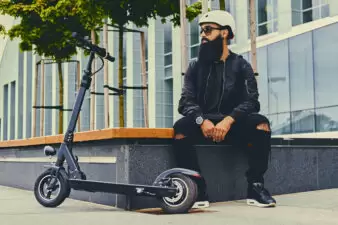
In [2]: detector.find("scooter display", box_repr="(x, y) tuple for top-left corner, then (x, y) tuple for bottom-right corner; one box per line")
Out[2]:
(33, 32), (202, 214)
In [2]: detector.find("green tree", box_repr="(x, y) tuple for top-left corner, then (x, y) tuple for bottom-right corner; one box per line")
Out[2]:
(0, 0), (95, 135)
(0, 24), (5, 35)
(48, 0), (202, 127)
(219, 0), (226, 11)
(1, 0), (202, 128)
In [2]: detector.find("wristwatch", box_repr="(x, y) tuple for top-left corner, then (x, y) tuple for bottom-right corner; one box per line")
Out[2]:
(195, 116), (204, 126)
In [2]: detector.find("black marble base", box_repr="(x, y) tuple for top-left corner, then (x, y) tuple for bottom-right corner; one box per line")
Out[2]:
(0, 138), (338, 210)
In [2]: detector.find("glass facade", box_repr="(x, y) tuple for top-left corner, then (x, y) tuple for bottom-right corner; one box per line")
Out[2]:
(248, 0), (278, 37)
(1, 0), (338, 140)
(292, 0), (330, 26)
(249, 22), (338, 135)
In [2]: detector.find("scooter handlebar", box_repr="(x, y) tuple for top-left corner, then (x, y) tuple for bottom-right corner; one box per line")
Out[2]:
(72, 32), (115, 62)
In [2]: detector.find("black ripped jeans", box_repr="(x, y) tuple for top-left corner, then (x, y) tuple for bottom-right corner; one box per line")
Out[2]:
(172, 113), (271, 199)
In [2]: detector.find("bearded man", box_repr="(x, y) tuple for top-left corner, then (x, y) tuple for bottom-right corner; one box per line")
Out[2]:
(172, 10), (276, 209)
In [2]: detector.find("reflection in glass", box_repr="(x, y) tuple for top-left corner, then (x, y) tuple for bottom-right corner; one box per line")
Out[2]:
(268, 113), (291, 135)
(256, 47), (269, 115)
(164, 22), (172, 54)
(289, 32), (315, 111)
(313, 23), (338, 108)
(292, 0), (330, 26)
(248, 0), (278, 37)
(165, 66), (172, 79)
(267, 40), (290, 114)
(291, 110), (315, 133)
(315, 107), (338, 132)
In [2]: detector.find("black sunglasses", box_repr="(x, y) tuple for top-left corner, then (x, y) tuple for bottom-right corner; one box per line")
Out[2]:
(200, 26), (224, 35)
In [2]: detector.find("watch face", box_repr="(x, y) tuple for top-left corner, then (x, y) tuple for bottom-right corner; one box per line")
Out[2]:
(196, 116), (203, 125)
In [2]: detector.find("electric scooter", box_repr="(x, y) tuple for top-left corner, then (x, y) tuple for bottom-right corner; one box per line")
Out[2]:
(33, 32), (202, 214)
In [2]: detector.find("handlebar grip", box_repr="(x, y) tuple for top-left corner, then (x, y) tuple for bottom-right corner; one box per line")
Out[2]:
(72, 32), (115, 62)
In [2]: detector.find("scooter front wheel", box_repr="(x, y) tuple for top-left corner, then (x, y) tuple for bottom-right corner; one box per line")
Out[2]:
(159, 173), (198, 214)
(34, 169), (70, 207)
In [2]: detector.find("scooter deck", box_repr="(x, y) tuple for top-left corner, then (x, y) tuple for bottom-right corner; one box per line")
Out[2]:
(68, 179), (177, 197)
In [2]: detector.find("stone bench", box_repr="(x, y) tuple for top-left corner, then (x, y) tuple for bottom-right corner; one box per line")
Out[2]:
(0, 128), (338, 210)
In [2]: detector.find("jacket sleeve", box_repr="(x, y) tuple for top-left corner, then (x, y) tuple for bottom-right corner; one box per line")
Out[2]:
(229, 58), (260, 121)
(178, 60), (204, 120)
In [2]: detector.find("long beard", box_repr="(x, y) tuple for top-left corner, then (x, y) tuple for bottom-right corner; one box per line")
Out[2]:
(198, 35), (224, 63)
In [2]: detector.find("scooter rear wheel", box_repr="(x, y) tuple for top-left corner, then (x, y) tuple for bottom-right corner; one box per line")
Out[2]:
(34, 169), (70, 207)
(159, 173), (198, 214)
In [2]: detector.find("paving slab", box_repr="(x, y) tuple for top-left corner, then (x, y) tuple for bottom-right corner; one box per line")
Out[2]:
(1, 185), (338, 225)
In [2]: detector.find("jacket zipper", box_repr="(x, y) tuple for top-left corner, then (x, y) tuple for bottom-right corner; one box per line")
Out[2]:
(203, 66), (213, 105)
(245, 79), (249, 94)
(217, 62), (226, 113)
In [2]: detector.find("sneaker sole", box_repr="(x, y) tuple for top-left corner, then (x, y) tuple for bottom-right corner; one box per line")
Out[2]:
(247, 199), (276, 208)
(192, 201), (210, 209)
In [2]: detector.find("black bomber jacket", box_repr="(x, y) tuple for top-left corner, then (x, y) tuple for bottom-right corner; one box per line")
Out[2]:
(177, 51), (260, 123)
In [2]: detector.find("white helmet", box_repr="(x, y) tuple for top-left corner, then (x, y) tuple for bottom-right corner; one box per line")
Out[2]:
(198, 10), (236, 39)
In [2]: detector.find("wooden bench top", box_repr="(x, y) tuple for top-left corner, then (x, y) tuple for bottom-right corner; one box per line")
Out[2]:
(0, 128), (174, 148)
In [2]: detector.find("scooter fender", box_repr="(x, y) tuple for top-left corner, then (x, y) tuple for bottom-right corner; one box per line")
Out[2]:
(44, 166), (69, 181)
(152, 168), (202, 186)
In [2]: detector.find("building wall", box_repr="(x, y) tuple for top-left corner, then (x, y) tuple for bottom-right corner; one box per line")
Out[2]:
(1, 0), (338, 140)
(241, 22), (338, 134)
(0, 39), (20, 140)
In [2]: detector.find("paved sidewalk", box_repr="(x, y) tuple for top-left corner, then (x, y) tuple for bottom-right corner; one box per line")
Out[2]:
(1, 185), (338, 225)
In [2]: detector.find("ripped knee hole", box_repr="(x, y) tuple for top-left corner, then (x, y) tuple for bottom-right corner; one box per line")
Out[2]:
(174, 134), (186, 139)
(256, 123), (270, 132)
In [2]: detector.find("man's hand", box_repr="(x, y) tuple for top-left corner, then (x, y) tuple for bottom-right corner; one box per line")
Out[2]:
(200, 119), (215, 138)
(213, 116), (235, 142)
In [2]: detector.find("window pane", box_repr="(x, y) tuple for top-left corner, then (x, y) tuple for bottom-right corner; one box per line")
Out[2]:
(292, 11), (302, 26)
(190, 45), (199, 59)
(190, 19), (199, 47)
(289, 32), (314, 111)
(273, 19), (278, 32)
(303, 9), (313, 23)
(266, 21), (274, 34)
(291, 110), (315, 133)
(3, 84), (8, 140)
(268, 113), (291, 135)
(321, 4), (330, 18)
(267, 40), (290, 114)
(292, 0), (302, 10)
(258, 24), (268, 36)
(165, 54), (172, 66)
(312, 6), (321, 20)
(190, 0), (199, 46)
(165, 66), (172, 78)
(257, 0), (268, 24)
(164, 23), (172, 53)
(256, 47), (269, 114)
(226, 0), (231, 11)
(272, 0), (278, 21)
(10, 81), (16, 140)
(316, 107), (338, 132)
(123, 35), (127, 67)
(313, 23), (338, 108)
(302, 0), (313, 10)
(123, 68), (126, 78)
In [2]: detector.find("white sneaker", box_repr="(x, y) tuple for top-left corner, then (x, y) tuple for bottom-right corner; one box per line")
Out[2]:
(192, 201), (210, 209)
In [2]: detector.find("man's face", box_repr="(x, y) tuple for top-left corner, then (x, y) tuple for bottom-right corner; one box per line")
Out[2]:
(199, 23), (228, 43)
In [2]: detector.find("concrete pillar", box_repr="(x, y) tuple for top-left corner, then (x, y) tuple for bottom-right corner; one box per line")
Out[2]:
(328, 0), (338, 16)
(22, 52), (28, 138)
(126, 24), (141, 127)
(50, 63), (57, 135)
(235, 0), (249, 47)
(8, 81), (13, 140)
(172, 24), (183, 123)
(108, 21), (117, 128)
(278, 0), (292, 33)
(147, 19), (165, 128)
(63, 62), (69, 131)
